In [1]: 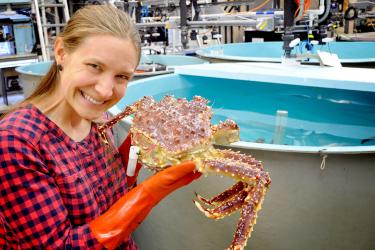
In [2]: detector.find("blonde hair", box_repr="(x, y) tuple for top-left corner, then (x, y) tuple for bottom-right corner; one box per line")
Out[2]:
(3, 4), (141, 115)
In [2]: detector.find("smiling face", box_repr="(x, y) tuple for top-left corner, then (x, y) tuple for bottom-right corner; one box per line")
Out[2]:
(54, 34), (139, 121)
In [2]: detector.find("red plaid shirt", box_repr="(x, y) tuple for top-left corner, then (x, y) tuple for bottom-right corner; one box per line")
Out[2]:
(0, 105), (137, 249)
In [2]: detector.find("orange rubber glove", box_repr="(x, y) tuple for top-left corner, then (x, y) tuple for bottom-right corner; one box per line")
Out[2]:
(89, 161), (201, 250)
(118, 134), (142, 188)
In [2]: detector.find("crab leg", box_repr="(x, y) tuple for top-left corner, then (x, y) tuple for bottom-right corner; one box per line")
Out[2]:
(97, 97), (152, 144)
(97, 101), (141, 145)
(193, 189), (248, 219)
(98, 96), (160, 136)
(98, 104), (138, 134)
(194, 181), (246, 206)
(203, 159), (271, 187)
(220, 150), (264, 171)
(229, 183), (267, 250)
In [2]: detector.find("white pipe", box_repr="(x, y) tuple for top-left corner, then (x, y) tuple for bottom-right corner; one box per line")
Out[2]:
(306, 0), (326, 15)
(273, 110), (288, 145)
(33, 0), (48, 61)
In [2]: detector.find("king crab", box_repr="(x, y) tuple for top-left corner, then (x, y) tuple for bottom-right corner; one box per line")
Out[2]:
(98, 95), (271, 250)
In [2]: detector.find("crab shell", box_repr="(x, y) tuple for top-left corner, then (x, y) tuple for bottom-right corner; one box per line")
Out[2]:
(130, 95), (240, 170)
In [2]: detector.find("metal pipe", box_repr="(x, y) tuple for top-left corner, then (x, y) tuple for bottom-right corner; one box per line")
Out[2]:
(167, 11), (285, 21)
(188, 19), (257, 27)
(180, 0), (189, 49)
(136, 22), (167, 28)
(144, 0), (325, 22)
(284, 0), (295, 28)
(283, 0), (296, 58)
(318, 0), (331, 23)
(136, 20), (257, 28)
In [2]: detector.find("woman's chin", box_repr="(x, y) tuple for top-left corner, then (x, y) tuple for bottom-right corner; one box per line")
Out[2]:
(77, 109), (104, 122)
(76, 100), (109, 121)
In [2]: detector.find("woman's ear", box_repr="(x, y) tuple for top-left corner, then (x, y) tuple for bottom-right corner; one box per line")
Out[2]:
(54, 37), (65, 65)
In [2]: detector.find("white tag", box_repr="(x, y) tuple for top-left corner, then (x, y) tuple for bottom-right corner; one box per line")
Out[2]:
(317, 50), (342, 67)
(126, 146), (140, 177)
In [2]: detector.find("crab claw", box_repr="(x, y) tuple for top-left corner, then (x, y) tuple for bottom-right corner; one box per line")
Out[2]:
(194, 181), (247, 206)
(193, 189), (249, 220)
(194, 192), (214, 206)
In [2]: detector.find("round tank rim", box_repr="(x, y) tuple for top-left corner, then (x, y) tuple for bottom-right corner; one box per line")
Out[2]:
(108, 106), (375, 155)
(196, 41), (375, 63)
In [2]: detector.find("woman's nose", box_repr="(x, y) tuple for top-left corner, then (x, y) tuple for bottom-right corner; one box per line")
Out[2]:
(95, 77), (114, 99)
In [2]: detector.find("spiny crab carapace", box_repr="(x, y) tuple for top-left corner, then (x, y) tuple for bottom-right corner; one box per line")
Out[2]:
(98, 95), (271, 250)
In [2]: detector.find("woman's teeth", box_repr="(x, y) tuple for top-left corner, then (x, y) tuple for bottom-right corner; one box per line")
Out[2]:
(82, 91), (104, 105)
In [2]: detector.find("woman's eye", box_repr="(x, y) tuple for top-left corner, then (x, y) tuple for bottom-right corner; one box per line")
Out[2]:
(117, 75), (131, 82)
(88, 63), (100, 70)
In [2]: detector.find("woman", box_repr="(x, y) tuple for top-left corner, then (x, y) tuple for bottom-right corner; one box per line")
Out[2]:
(0, 5), (200, 249)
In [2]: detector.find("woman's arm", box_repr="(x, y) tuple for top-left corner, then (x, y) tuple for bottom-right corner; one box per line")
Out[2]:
(0, 130), (102, 249)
